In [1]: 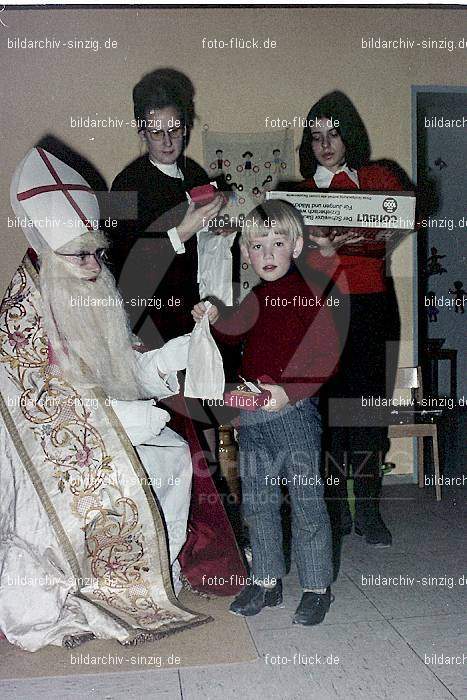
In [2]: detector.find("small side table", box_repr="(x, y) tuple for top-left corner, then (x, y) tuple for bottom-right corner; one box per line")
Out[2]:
(425, 348), (457, 398)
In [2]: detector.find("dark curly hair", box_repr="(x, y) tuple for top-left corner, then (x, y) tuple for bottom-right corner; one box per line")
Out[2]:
(299, 91), (371, 179)
(132, 67), (196, 132)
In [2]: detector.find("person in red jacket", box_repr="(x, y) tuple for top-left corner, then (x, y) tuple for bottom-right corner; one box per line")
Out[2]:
(295, 91), (405, 547)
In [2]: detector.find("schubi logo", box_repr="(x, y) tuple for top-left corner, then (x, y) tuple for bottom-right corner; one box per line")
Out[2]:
(357, 197), (399, 225)
(382, 197), (398, 213)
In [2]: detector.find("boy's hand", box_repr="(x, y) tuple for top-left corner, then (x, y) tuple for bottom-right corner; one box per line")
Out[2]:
(259, 382), (290, 412)
(191, 301), (219, 324)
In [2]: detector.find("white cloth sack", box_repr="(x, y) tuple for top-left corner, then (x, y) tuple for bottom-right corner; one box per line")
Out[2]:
(197, 230), (236, 305)
(184, 303), (225, 400)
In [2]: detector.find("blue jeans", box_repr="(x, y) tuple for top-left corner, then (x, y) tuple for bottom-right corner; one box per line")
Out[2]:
(239, 398), (332, 589)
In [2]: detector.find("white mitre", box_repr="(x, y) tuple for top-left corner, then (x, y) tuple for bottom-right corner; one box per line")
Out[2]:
(10, 147), (100, 254)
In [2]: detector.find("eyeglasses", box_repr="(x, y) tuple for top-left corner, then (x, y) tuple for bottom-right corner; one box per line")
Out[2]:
(57, 248), (107, 265)
(145, 126), (185, 142)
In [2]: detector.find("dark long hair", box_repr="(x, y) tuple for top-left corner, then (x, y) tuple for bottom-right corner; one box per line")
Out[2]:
(299, 91), (371, 179)
(132, 67), (196, 132)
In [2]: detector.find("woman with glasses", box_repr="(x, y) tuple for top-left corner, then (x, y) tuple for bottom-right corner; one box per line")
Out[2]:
(109, 69), (244, 595)
(110, 68), (223, 344)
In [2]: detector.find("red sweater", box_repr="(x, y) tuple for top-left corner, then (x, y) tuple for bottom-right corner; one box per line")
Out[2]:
(212, 269), (340, 403)
(302, 164), (405, 294)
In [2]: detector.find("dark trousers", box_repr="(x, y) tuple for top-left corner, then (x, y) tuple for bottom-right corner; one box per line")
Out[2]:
(322, 287), (400, 522)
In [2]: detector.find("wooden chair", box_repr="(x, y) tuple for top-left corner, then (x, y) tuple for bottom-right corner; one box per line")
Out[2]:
(388, 367), (442, 501)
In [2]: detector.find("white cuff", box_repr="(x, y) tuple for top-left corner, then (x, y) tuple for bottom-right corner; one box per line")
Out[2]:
(111, 399), (170, 445)
(134, 349), (180, 398)
(164, 371), (180, 396)
(167, 227), (185, 254)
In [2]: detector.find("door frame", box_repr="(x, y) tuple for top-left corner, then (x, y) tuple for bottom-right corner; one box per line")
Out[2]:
(411, 84), (467, 360)
(411, 84), (467, 482)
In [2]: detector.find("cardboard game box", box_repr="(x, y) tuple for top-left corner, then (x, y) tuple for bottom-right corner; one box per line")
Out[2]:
(266, 190), (416, 256)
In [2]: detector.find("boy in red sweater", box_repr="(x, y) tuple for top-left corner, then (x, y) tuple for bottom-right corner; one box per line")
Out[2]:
(192, 201), (339, 625)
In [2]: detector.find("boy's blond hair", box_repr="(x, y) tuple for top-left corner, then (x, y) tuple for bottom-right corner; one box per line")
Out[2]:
(240, 200), (304, 246)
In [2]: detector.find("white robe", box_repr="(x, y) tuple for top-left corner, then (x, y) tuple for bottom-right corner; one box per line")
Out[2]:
(113, 348), (193, 568)
(0, 345), (193, 651)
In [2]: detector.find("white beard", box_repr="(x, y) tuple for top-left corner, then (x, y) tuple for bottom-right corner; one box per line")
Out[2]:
(39, 251), (142, 400)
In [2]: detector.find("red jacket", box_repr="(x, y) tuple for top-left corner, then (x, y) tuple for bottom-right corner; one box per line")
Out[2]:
(302, 164), (405, 294)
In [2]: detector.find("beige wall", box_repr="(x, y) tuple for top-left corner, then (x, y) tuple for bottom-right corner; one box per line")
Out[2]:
(1, 6), (465, 472)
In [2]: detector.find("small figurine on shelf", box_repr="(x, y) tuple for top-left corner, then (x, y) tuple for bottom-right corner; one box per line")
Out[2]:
(449, 280), (466, 314)
(426, 292), (439, 323)
(427, 247), (447, 276)
(229, 182), (244, 206)
(229, 183), (239, 206)
(272, 148), (281, 173)
(242, 151), (253, 173)
(434, 157), (447, 171)
(216, 148), (224, 171)
(272, 148), (286, 174)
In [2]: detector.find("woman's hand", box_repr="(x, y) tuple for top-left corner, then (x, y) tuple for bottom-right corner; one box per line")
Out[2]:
(259, 382), (290, 412)
(191, 301), (219, 324)
(308, 226), (365, 257)
(215, 227), (238, 238)
(307, 226), (334, 257)
(177, 195), (224, 243)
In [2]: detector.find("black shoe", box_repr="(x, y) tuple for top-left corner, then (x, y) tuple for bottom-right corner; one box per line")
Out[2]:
(293, 587), (332, 626)
(229, 580), (282, 617)
(355, 513), (392, 547)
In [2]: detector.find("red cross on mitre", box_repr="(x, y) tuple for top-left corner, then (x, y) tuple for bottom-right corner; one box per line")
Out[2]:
(12, 147), (100, 252)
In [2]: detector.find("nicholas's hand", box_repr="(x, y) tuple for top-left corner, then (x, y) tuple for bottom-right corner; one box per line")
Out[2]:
(156, 334), (191, 374)
(111, 399), (170, 444)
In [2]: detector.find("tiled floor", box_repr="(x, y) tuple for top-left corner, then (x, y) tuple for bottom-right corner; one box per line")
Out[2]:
(1, 483), (465, 700)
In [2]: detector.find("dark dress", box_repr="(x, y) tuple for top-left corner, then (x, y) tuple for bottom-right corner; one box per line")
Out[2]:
(110, 154), (210, 346)
(278, 164), (404, 532)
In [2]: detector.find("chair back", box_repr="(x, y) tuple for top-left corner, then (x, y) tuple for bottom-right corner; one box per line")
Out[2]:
(395, 367), (423, 402)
